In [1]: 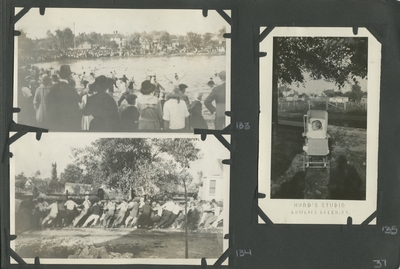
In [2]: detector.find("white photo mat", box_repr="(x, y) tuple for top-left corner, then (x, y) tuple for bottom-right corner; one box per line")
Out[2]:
(259, 27), (381, 225)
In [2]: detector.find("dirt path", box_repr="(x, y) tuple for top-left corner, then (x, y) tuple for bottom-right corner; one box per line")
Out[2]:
(15, 227), (223, 259)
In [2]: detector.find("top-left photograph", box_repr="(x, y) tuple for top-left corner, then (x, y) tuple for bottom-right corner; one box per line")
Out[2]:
(14, 8), (230, 132)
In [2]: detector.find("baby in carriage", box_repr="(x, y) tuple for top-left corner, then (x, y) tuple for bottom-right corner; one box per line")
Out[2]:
(302, 119), (329, 153)
(307, 120), (325, 138)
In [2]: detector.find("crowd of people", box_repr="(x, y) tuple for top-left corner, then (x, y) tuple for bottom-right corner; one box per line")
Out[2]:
(16, 194), (223, 232)
(19, 46), (225, 64)
(19, 48), (117, 63)
(18, 64), (226, 132)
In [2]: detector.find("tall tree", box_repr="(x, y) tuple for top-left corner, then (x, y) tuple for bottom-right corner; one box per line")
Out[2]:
(140, 32), (154, 51)
(51, 163), (58, 181)
(218, 26), (226, 39)
(70, 138), (200, 198)
(275, 37), (368, 87)
(127, 32), (141, 49)
(55, 28), (74, 50)
(15, 172), (28, 189)
(49, 163), (64, 193)
(87, 31), (103, 46)
(60, 164), (84, 183)
(343, 81), (365, 102)
(18, 30), (36, 52)
(154, 138), (200, 259)
(159, 31), (171, 46)
(72, 138), (153, 193)
(186, 32), (203, 51)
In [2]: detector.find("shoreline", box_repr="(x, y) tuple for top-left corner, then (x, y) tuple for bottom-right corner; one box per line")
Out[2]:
(19, 52), (226, 67)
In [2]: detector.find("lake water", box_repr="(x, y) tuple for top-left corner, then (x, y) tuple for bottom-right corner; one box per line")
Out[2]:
(32, 54), (226, 97)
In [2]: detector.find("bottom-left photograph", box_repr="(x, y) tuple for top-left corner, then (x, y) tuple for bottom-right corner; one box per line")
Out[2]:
(10, 134), (229, 265)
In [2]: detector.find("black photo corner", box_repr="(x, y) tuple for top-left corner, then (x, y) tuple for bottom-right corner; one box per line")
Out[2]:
(1, 0), (400, 269)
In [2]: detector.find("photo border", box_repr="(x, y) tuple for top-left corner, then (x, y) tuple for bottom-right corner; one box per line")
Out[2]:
(258, 27), (381, 225)
(5, 5), (233, 267)
(10, 132), (231, 265)
(12, 7), (231, 133)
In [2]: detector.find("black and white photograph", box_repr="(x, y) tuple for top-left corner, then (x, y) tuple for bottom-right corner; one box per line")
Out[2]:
(10, 133), (229, 264)
(14, 8), (230, 133)
(258, 27), (380, 224)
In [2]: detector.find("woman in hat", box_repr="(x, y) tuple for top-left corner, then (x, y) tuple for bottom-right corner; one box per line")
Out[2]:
(136, 80), (163, 130)
(84, 75), (120, 131)
(189, 92), (208, 130)
(33, 74), (53, 126)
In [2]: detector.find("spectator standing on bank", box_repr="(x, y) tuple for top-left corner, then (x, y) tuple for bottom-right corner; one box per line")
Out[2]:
(189, 92), (208, 130)
(136, 80), (163, 130)
(84, 75), (120, 131)
(47, 65), (82, 131)
(33, 74), (53, 127)
(204, 70), (226, 129)
(163, 88), (189, 132)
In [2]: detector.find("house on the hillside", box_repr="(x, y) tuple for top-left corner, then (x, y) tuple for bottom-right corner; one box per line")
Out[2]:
(198, 159), (226, 201)
(360, 95), (367, 107)
(106, 32), (127, 49)
(286, 94), (298, 101)
(329, 96), (349, 103)
(170, 35), (179, 48)
(77, 41), (91, 50)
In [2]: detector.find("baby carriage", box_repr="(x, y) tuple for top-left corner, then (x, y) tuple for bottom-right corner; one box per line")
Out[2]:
(302, 110), (330, 170)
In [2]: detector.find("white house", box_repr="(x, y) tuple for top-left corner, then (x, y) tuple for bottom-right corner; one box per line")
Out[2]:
(65, 183), (92, 195)
(360, 96), (367, 104)
(286, 94), (298, 101)
(198, 159), (227, 202)
(329, 97), (349, 103)
(108, 32), (127, 49)
(77, 41), (91, 50)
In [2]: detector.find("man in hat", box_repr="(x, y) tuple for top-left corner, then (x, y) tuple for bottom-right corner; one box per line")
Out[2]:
(84, 75), (120, 131)
(46, 65), (82, 131)
(204, 70), (226, 129)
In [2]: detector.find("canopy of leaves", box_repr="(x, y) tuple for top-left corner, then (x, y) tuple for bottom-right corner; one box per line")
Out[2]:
(186, 32), (203, 51)
(275, 37), (368, 87)
(69, 138), (200, 196)
(60, 164), (85, 183)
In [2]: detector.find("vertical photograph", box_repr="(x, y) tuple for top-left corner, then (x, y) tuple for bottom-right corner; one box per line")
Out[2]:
(10, 134), (229, 264)
(259, 27), (380, 224)
(271, 36), (369, 200)
(14, 8), (230, 133)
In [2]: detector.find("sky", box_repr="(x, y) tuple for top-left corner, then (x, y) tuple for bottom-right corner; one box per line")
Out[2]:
(10, 133), (229, 180)
(15, 8), (229, 39)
